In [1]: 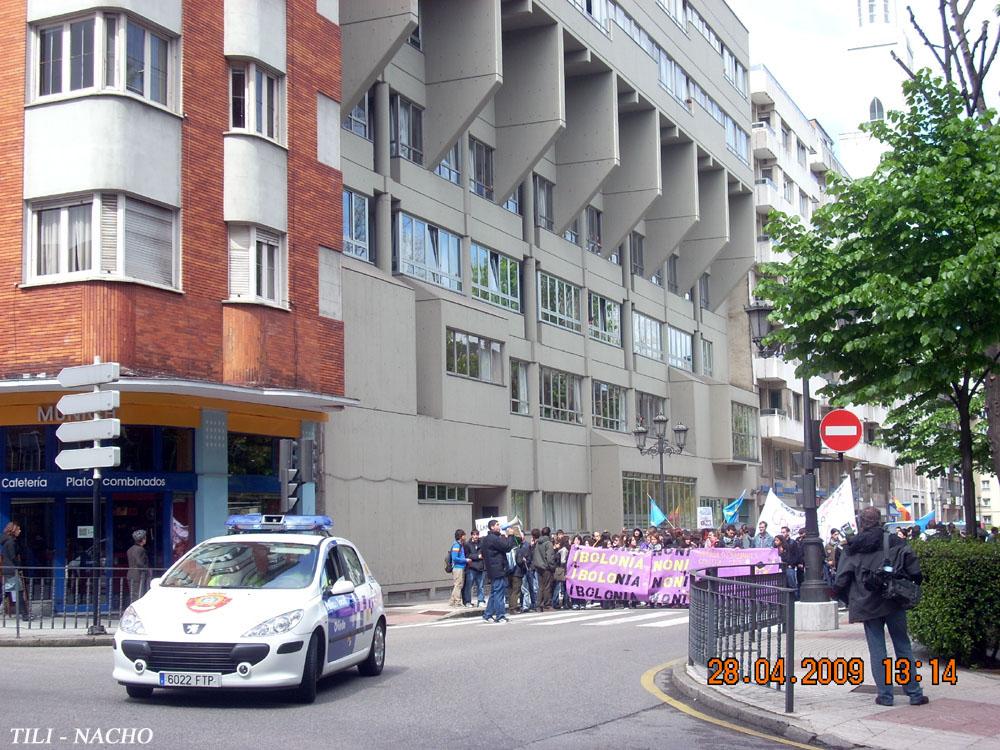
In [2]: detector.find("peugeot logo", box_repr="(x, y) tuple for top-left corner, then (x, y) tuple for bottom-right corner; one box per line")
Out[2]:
(183, 623), (205, 635)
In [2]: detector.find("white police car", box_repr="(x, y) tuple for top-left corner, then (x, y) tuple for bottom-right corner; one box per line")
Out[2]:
(112, 515), (385, 703)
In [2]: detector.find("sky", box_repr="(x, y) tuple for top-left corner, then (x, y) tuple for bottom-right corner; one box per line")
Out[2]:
(725, 0), (997, 146)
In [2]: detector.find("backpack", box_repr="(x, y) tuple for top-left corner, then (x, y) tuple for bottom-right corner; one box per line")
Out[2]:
(445, 546), (454, 574)
(861, 533), (921, 610)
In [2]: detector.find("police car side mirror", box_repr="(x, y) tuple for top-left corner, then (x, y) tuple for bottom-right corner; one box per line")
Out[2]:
(149, 578), (161, 589)
(325, 578), (355, 598)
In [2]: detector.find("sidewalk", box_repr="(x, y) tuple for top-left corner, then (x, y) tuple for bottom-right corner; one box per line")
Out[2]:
(0, 598), (475, 646)
(669, 613), (1000, 749)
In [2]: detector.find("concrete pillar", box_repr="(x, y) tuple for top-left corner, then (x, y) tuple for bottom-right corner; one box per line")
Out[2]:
(195, 410), (229, 542)
(375, 193), (393, 275)
(299, 421), (318, 515)
(374, 81), (391, 177)
(644, 140), (698, 273)
(602, 108), (661, 254)
(708, 189), (755, 310)
(521, 174), (534, 245)
(523, 257), (538, 343)
(341, 0), (418, 113)
(677, 168), (728, 293)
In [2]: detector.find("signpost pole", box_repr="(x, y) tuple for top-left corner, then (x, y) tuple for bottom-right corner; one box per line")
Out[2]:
(90, 466), (103, 634)
(799, 375), (826, 604)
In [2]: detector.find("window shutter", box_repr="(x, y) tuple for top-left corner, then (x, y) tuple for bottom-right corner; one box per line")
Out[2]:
(228, 225), (251, 297)
(100, 194), (118, 273)
(123, 198), (174, 286)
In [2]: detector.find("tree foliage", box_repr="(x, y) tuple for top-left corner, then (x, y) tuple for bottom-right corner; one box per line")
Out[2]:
(756, 73), (1000, 528)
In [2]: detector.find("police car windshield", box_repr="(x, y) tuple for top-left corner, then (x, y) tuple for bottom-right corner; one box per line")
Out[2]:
(161, 542), (318, 589)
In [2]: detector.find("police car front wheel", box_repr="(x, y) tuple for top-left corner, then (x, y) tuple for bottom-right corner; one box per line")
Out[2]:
(358, 619), (385, 677)
(293, 632), (321, 704)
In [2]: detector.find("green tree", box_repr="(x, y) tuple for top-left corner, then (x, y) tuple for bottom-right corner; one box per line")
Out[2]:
(756, 73), (1000, 532)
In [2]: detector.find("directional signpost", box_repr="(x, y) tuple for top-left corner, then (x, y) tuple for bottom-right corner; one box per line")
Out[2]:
(55, 359), (120, 635)
(819, 409), (863, 454)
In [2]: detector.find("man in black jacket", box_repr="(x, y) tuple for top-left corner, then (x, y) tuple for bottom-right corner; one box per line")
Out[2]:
(480, 520), (521, 623)
(834, 506), (928, 707)
(463, 528), (486, 608)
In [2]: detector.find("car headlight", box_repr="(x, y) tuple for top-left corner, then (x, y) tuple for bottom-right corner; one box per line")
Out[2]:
(119, 605), (146, 635)
(242, 609), (304, 638)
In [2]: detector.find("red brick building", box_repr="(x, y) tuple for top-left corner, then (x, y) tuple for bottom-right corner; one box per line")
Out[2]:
(0, 0), (348, 571)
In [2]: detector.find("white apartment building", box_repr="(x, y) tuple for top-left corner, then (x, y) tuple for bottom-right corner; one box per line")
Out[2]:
(748, 64), (904, 514)
(330, 0), (760, 597)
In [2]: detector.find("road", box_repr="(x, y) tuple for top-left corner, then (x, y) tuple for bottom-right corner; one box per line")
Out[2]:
(2, 607), (794, 749)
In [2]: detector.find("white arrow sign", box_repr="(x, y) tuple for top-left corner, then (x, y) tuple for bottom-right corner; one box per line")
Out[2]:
(55, 446), (121, 471)
(57, 362), (120, 388)
(56, 418), (121, 444)
(57, 390), (120, 417)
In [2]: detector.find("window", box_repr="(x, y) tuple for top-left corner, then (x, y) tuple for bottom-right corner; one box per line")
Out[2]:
(702, 339), (714, 377)
(725, 115), (750, 164)
(511, 360), (529, 415)
(869, 97), (885, 122)
(723, 48), (747, 95)
(864, 422), (879, 444)
(469, 243), (521, 312)
(228, 225), (285, 304)
(534, 175), (554, 231)
(28, 193), (176, 287)
(982, 479), (992, 493)
(390, 94), (424, 164)
(792, 393), (802, 421)
(510, 490), (530, 528)
(623, 472), (695, 530)
(539, 367), (582, 424)
(543, 492), (584, 532)
(797, 139), (808, 168)
(469, 137), (495, 200)
(698, 273), (710, 310)
(667, 326), (693, 370)
(667, 255), (679, 294)
(563, 217), (580, 245)
(593, 381), (626, 431)
(503, 184), (522, 215)
(435, 141), (461, 184)
(799, 190), (810, 219)
(396, 212), (462, 291)
(784, 177), (795, 203)
(33, 14), (172, 107)
(633, 312), (663, 361)
(630, 232), (645, 277)
(418, 484), (468, 503)
(408, 22), (421, 50)
(229, 61), (281, 141)
(5, 426), (47, 471)
(445, 329), (503, 384)
(588, 293), (621, 346)
(732, 402), (760, 461)
(774, 448), (786, 479)
(343, 88), (373, 138)
(636, 392), (665, 430)
(342, 190), (371, 261)
(585, 206), (602, 255)
(537, 273), (581, 332)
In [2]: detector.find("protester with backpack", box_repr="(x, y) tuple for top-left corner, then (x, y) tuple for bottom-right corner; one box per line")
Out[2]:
(463, 528), (486, 608)
(447, 529), (468, 608)
(834, 506), (928, 707)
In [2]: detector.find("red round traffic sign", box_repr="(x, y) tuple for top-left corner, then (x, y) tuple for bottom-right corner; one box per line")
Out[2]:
(819, 409), (863, 452)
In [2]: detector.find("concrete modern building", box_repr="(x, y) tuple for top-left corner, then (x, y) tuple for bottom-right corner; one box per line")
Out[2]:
(838, 0), (914, 178)
(747, 65), (904, 516)
(0, 0), (349, 571)
(333, 0), (760, 597)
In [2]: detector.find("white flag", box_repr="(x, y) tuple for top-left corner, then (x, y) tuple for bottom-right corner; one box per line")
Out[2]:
(757, 489), (805, 535)
(817, 477), (858, 543)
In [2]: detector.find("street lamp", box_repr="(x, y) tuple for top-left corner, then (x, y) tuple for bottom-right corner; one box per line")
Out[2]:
(852, 462), (868, 503)
(633, 414), (688, 526)
(746, 300), (835, 605)
(865, 470), (875, 506)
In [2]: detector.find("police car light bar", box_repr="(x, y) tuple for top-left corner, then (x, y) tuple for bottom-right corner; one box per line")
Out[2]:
(225, 514), (333, 535)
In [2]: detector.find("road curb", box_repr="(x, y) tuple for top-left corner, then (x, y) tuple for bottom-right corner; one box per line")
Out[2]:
(666, 665), (862, 749)
(0, 635), (113, 647)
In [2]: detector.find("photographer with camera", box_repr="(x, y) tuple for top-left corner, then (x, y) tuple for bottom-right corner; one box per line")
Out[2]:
(833, 506), (928, 707)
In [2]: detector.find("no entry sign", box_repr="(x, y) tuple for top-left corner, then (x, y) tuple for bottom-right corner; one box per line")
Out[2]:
(819, 409), (863, 452)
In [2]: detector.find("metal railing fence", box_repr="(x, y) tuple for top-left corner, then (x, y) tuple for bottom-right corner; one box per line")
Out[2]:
(688, 563), (797, 713)
(2, 566), (165, 636)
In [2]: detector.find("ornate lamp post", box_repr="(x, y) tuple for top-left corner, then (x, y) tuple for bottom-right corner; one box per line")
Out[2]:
(852, 462), (868, 504)
(633, 414), (688, 525)
(745, 300), (835, 605)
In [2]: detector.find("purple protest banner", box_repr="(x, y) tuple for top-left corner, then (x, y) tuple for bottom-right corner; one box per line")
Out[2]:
(564, 545), (650, 603)
(647, 549), (691, 606)
(688, 546), (781, 576)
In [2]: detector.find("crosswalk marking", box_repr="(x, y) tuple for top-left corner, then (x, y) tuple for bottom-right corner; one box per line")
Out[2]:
(637, 616), (689, 628)
(534, 610), (632, 626)
(592, 611), (683, 626)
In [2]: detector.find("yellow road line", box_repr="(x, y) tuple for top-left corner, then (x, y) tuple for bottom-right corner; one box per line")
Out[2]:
(640, 660), (816, 750)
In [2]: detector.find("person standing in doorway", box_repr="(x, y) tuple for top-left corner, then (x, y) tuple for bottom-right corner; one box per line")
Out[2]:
(127, 530), (151, 604)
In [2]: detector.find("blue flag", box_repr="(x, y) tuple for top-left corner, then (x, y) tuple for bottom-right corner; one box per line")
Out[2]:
(649, 495), (667, 527)
(723, 491), (746, 524)
(915, 509), (936, 531)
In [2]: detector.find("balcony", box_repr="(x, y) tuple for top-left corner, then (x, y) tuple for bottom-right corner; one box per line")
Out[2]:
(811, 142), (833, 173)
(760, 410), (804, 448)
(754, 178), (781, 214)
(756, 235), (790, 264)
(751, 122), (779, 160)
